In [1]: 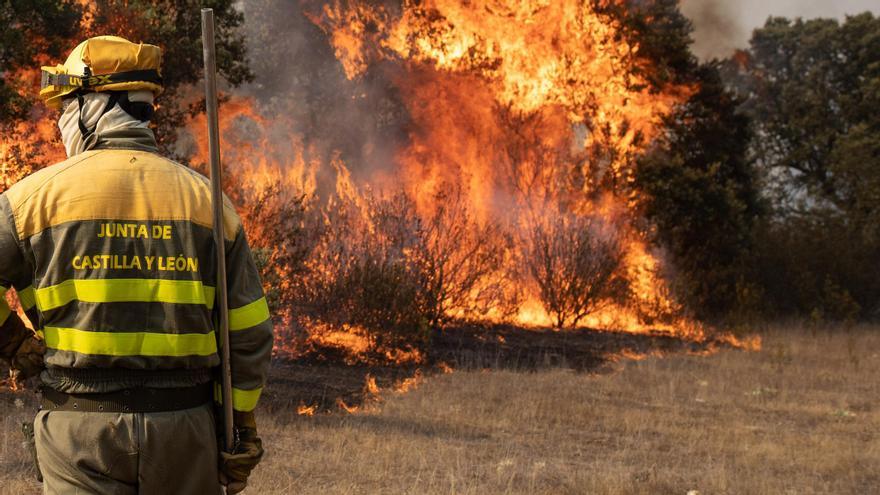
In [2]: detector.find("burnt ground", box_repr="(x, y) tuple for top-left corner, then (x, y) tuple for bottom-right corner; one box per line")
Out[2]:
(261, 325), (739, 415)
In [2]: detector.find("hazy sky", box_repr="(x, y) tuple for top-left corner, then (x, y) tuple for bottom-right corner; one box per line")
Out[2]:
(680, 0), (880, 59)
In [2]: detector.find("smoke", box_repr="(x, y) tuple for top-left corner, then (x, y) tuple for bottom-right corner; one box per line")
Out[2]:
(681, 0), (880, 60)
(679, 0), (742, 60)
(229, 0), (407, 197)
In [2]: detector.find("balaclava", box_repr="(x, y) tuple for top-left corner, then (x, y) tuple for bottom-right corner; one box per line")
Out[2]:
(58, 90), (156, 157)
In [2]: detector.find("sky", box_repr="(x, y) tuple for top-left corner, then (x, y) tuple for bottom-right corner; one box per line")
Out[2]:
(680, 0), (880, 59)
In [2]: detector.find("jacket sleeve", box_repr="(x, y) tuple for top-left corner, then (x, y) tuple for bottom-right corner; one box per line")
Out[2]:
(224, 226), (274, 413)
(0, 195), (37, 360)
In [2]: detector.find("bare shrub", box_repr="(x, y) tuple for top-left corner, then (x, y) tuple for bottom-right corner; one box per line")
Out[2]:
(304, 192), (431, 349)
(524, 211), (629, 329)
(417, 187), (518, 328)
(302, 185), (515, 349)
(234, 182), (316, 327)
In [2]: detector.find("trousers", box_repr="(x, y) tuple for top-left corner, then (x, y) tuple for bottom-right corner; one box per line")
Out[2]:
(34, 403), (221, 494)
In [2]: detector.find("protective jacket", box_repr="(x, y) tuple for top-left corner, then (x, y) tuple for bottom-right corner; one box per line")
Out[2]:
(0, 123), (273, 414)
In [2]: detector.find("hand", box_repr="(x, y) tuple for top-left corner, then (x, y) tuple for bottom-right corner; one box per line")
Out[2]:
(11, 336), (45, 380)
(219, 415), (264, 494)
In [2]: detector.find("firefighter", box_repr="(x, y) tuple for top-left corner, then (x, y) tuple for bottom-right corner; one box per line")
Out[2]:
(0, 36), (273, 494)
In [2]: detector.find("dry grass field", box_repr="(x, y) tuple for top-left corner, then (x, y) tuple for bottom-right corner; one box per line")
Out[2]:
(1, 324), (878, 494)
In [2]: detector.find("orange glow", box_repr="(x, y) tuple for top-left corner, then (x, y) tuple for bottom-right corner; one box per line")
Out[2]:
(1, 109), (66, 193)
(364, 373), (380, 396)
(336, 398), (359, 414)
(183, 1), (742, 355)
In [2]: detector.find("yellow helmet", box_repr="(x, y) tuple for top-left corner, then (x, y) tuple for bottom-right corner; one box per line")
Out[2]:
(39, 35), (163, 109)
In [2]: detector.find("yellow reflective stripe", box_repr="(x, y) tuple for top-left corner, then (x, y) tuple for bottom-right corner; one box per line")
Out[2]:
(35, 329), (45, 339)
(18, 286), (36, 310)
(35, 279), (215, 311)
(43, 327), (217, 357)
(229, 297), (270, 331)
(232, 387), (262, 412)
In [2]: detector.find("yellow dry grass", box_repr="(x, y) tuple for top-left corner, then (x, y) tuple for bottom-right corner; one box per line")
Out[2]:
(251, 325), (879, 494)
(1, 325), (878, 494)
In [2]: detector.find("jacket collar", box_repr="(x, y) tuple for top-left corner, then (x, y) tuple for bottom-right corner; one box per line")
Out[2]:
(92, 126), (159, 153)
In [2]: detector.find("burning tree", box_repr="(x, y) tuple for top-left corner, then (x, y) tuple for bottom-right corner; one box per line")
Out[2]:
(297, 184), (514, 349)
(306, 191), (432, 348)
(416, 187), (517, 328)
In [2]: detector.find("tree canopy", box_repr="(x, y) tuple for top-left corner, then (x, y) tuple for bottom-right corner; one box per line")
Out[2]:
(724, 13), (880, 319)
(726, 13), (880, 221)
(0, 0), (81, 121)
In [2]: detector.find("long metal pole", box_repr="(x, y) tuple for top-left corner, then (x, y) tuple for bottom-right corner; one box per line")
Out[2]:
(201, 8), (235, 454)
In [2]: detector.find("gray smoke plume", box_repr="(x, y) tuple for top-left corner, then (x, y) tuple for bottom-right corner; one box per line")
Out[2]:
(681, 0), (880, 60)
(220, 0), (407, 198)
(679, 0), (742, 60)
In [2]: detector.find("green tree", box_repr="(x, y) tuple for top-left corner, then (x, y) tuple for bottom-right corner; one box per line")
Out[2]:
(725, 13), (880, 319)
(636, 64), (763, 320)
(726, 14), (880, 217)
(83, 0), (253, 152)
(595, 0), (697, 89)
(0, 1), (82, 121)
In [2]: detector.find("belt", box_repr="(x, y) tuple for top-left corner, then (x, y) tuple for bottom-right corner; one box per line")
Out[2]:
(40, 383), (213, 413)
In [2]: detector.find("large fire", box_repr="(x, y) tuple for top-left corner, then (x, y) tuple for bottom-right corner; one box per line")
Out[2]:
(0, 1), (755, 369)
(216, 0), (701, 340)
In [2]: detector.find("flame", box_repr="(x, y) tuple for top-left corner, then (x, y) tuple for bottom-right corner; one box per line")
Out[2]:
(394, 369), (424, 393)
(336, 397), (360, 414)
(303, 0), (696, 334)
(334, 373), (383, 414)
(364, 373), (380, 396)
(1, 111), (66, 193)
(297, 402), (318, 416)
(182, 0), (718, 354)
(615, 348), (656, 362)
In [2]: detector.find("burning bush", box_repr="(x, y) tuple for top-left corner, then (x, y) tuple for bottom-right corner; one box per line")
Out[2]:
(416, 188), (519, 328)
(523, 211), (629, 329)
(231, 180), (315, 326)
(306, 192), (432, 348)
(296, 184), (514, 350)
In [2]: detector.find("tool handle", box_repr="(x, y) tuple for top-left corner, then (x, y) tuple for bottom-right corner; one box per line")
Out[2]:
(201, 7), (235, 454)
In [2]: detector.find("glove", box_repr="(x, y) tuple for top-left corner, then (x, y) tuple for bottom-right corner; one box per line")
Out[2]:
(219, 412), (264, 494)
(11, 336), (45, 380)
